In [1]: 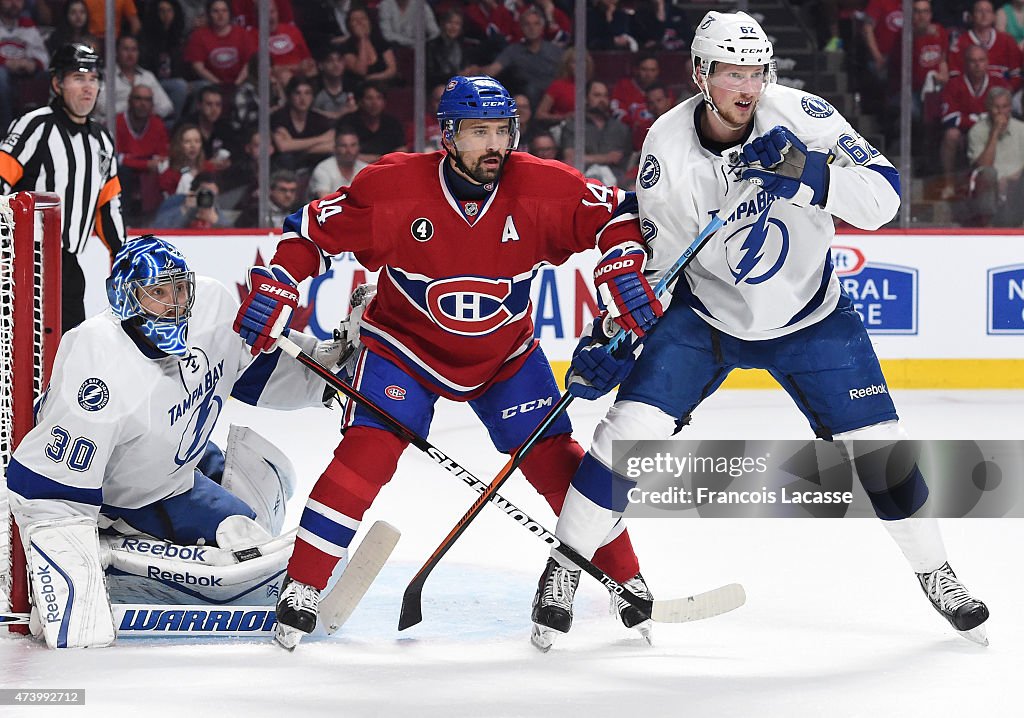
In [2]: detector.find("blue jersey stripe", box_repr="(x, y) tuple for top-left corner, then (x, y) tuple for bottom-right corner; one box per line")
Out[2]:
(6, 458), (103, 506)
(299, 506), (358, 548)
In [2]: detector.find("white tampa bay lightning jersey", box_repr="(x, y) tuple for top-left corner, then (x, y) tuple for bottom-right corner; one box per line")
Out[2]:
(636, 83), (900, 340)
(8, 277), (327, 528)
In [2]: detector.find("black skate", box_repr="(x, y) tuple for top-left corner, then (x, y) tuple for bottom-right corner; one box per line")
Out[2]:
(916, 562), (990, 646)
(611, 573), (654, 645)
(530, 558), (580, 652)
(274, 575), (321, 651)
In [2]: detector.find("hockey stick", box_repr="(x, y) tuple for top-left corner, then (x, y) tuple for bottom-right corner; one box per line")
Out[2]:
(398, 178), (760, 628)
(276, 337), (745, 629)
(320, 520), (401, 633)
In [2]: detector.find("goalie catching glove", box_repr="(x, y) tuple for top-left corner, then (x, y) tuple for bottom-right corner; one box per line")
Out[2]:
(234, 265), (300, 356)
(736, 125), (831, 207)
(565, 314), (643, 401)
(594, 242), (662, 337)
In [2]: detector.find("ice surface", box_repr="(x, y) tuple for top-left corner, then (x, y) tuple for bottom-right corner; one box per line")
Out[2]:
(2, 389), (1021, 718)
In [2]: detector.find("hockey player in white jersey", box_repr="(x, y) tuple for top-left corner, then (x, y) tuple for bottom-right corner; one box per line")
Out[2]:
(534, 10), (989, 649)
(6, 235), (352, 648)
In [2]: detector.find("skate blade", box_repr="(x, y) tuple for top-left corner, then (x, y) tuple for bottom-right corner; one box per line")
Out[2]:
(634, 620), (653, 646)
(274, 624), (306, 652)
(530, 624), (556, 653)
(958, 624), (989, 647)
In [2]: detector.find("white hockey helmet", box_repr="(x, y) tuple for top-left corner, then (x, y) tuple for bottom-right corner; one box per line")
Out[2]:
(690, 11), (774, 69)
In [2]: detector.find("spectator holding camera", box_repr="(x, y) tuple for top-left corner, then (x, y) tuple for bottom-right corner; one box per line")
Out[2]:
(154, 171), (234, 229)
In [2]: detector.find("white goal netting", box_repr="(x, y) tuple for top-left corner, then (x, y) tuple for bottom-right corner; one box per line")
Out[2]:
(1, 192), (60, 630)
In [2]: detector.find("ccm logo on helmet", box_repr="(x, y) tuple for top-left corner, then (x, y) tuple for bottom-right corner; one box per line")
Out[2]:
(258, 283), (299, 301)
(595, 257), (640, 278)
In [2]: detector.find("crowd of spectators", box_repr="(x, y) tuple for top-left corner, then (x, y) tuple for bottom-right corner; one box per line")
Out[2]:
(2, 0), (701, 229)
(850, 0), (1024, 226)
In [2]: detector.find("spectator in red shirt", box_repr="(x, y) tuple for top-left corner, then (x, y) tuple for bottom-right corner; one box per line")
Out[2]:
(517, 0), (571, 45)
(887, 0), (950, 119)
(184, 0), (254, 87)
(0, 0), (49, 130)
(159, 123), (209, 197)
(534, 47), (592, 128)
(611, 54), (660, 126)
(630, 81), (674, 152)
(116, 84), (170, 222)
(264, 0), (315, 87)
(939, 44), (1009, 197)
(862, 0), (904, 76)
(463, 0), (519, 62)
(948, 0), (1022, 89)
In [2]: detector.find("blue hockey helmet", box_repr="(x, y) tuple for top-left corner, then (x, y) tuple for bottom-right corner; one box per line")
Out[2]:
(106, 235), (195, 358)
(437, 75), (520, 149)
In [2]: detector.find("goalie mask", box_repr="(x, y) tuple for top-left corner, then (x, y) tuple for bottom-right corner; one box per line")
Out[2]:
(690, 11), (776, 128)
(106, 235), (195, 358)
(437, 75), (520, 182)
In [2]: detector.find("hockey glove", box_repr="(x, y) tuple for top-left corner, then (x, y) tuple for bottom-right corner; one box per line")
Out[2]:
(315, 284), (377, 406)
(234, 265), (300, 356)
(594, 241), (663, 338)
(738, 125), (831, 207)
(565, 315), (642, 401)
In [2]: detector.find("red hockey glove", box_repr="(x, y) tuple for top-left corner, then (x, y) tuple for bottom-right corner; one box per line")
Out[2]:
(594, 242), (662, 337)
(233, 265), (300, 356)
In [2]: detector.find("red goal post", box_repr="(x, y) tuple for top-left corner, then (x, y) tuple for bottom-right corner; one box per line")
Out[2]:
(0, 192), (62, 635)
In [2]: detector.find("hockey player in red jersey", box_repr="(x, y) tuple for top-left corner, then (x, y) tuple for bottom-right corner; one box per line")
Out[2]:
(233, 75), (663, 649)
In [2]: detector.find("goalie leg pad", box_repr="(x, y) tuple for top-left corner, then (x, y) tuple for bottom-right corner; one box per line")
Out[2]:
(220, 424), (297, 535)
(25, 517), (115, 649)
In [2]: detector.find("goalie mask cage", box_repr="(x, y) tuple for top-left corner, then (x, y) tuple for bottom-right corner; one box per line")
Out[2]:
(0, 192), (62, 635)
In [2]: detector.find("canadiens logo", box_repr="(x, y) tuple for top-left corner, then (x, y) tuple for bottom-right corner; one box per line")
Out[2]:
(638, 155), (661, 189)
(801, 96), (835, 119)
(385, 385), (406, 400)
(78, 378), (109, 411)
(424, 276), (514, 335)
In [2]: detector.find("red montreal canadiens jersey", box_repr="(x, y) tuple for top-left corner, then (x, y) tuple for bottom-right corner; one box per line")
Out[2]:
(275, 151), (642, 398)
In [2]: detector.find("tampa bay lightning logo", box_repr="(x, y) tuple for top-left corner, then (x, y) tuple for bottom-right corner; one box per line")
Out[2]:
(175, 391), (222, 466)
(638, 155), (661, 189)
(801, 96), (835, 119)
(77, 378), (109, 411)
(726, 212), (790, 285)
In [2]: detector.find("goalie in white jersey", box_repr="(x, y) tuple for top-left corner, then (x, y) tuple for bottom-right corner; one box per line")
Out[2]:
(534, 11), (990, 649)
(6, 235), (350, 648)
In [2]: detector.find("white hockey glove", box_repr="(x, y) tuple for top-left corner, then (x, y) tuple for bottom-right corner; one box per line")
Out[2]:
(316, 283), (376, 407)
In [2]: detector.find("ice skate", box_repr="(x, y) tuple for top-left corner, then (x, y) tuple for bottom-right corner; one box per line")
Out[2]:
(916, 562), (990, 646)
(530, 558), (580, 652)
(274, 575), (321, 651)
(610, 573), (654, 645)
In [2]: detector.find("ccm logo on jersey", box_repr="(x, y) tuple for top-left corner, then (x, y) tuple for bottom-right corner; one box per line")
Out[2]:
(258, 283), (299, 301)
(385, 385), (406, 400)
(501, 396), (554, 419)
(424, 277), (515, 335)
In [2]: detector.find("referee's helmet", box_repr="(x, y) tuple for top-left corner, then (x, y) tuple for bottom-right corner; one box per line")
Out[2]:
(50, 43), (102, 79)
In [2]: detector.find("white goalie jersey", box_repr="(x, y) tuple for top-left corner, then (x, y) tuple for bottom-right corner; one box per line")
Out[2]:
(636, 83), (900, 340)
(7, 277), (326, 529)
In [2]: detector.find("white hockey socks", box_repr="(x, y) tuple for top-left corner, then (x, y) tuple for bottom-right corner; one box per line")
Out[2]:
(25, 517), (115, 649)
(882, 517), (948, 574)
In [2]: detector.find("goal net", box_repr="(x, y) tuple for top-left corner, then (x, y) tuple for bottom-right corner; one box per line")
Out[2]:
(0, 192), (62, 634)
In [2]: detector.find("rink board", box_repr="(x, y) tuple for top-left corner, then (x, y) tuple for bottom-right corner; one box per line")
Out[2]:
(79, 230), (1024, 388)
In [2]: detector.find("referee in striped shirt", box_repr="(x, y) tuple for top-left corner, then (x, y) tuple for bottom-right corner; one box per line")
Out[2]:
(0, 43), (125, 333)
